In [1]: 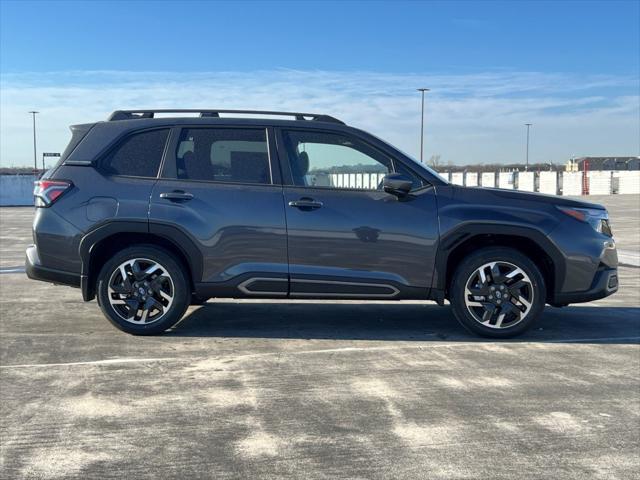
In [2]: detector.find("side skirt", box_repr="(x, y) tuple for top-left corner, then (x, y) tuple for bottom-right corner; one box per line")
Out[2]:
(194, 274), (432, 301)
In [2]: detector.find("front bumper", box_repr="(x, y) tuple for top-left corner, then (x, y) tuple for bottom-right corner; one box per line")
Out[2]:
(552, 266), (618, 305)
(25, 244), (81, 288)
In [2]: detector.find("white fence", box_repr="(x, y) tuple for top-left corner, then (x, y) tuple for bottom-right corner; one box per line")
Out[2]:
(498, 172), (515, 189)
(0, 175), (35, 206)
(438, 170), (639, 196)
(481, 172), (496, 188)
(326, 172), (385, 189)
(322, 170), (638, 196)
(615, 171), (640, 195)
(517, 172), (535, 192)
(539, 171), (558, 195)
(588, 171), (613, 195)
(562, 172), (583, 196)
(0, 169), (638, 207)
(450, 172), (464, 186)
(465, 172), (478, 187)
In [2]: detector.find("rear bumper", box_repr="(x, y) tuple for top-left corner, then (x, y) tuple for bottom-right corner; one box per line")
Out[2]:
(25, 244), (81, 288)
(552, 267), (618, 305)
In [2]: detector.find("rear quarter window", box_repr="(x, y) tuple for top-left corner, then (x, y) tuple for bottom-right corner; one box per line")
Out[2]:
(99, 129), (169, 177)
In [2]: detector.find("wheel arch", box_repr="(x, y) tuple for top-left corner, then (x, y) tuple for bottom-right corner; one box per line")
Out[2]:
(79, 221), (202, 301)
(434, 224), (565, 303)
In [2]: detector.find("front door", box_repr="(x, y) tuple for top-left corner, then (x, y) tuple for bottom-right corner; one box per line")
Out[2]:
(278, 128), (439, 298)
(150, 126), (289, 296)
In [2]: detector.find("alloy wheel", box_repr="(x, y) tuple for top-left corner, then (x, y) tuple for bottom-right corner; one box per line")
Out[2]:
(464, 261), (534, 329)
(107, 258), (174, 324)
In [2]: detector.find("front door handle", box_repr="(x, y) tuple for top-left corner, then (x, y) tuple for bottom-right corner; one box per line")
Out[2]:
(288, 198), (323, 210)
(160, 190), (194, 202)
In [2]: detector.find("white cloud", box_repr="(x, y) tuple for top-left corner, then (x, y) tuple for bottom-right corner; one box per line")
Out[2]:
(1, 69), (638, 167)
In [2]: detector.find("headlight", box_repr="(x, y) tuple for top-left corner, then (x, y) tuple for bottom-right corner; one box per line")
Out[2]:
(556, 206), (612, 236)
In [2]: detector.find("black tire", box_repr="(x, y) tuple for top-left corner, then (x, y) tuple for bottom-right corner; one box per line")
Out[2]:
(96, 245), (190, 335)
(450, 247), (546, 338)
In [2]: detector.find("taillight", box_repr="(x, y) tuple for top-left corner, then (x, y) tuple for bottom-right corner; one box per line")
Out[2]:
(33, 180), (72, 207)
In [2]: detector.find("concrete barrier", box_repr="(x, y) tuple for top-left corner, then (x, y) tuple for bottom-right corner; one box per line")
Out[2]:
(0, 170), (635, 207)
(498, 172), (515, 189)
(517, 172), (535, 192)
(465, 172), (478, 187)
(481, 172), (496, 188)
(588, 171), (613, 195)
(563, 172), (583, 196)
(329, 172), (385, 189)
(539, 171), (558, 195)
(0, 175), (35, 206)
(450, 172), (464, 186)
(614, 171), (640, 195)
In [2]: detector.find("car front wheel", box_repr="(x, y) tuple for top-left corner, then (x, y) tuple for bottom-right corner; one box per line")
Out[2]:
(450, 247), (546, 338)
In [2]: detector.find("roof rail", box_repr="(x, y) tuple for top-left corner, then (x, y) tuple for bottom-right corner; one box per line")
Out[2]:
(107, 109), (345, 124)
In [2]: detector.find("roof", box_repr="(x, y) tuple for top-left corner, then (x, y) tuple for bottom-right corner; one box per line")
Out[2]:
(574, 157), (640, 170)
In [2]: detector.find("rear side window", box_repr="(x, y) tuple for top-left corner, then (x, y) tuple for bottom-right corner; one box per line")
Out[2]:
(100, 129), (169, 177)
(164, 128), (271, 184)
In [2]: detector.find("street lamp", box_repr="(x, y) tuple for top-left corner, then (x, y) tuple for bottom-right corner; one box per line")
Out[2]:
(29, 111), (39, 172)
(525, 123), (532, 171)
(417, 88), (430, 163)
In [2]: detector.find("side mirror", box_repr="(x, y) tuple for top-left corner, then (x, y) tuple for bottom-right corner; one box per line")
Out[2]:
(382, 173), (412, 197)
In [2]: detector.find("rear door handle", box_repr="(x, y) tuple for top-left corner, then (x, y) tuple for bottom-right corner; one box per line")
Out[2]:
(160, 191), (194, 201)
(288, 198), (323, 210)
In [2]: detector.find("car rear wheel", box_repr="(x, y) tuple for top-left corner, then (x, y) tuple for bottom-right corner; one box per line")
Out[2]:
(96, 245), (190, 335)
(450, 247), (546, 338)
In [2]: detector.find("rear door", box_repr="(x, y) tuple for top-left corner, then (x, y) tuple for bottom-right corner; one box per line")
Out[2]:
(277, 128), (439, 298)
(149, 126), (289, 295)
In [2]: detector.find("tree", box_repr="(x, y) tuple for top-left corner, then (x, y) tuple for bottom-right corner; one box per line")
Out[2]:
(429, 154), (441, 169)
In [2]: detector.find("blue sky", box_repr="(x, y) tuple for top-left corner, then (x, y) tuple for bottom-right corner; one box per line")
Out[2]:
(1, 0), (638, 167)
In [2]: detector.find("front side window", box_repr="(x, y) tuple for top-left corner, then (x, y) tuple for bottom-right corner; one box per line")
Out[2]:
(167, 128), (271, 184)
(282, 130), (423, 190)
(100, 129), (169, 177)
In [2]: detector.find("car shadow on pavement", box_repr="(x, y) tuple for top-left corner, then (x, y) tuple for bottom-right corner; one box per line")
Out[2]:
(170, 302), (640, 344)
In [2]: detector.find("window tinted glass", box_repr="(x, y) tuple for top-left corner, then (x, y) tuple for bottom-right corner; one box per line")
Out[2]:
(101, 129), (169, 177)
(169, 128), (270, 184)
(282, 130), (422, 190)
(282, 131), (391, 189)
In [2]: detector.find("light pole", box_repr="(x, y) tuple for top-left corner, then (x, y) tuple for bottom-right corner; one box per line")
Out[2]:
(417, 88), (430, 163)
(29, 111), (39, 172)
(525, 123), (532, 171)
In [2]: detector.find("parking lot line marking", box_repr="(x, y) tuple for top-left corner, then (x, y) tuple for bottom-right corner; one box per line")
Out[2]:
(0, 357), (177, 369)
(0, 266), (26, 274)
(0, 345), (461, 368)
(2, 337), (639, 369)
(546, 336), (640, 343)
(617, 250), (640, 268)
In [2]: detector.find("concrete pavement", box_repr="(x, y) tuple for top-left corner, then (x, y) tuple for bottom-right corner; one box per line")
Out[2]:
(1, 194), (638, 479)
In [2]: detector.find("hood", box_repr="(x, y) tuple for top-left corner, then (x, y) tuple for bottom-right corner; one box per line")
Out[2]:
(455, 186), (606, 210)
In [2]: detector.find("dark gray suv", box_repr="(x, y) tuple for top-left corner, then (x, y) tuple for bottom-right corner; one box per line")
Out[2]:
(26, 109), (619, 337)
